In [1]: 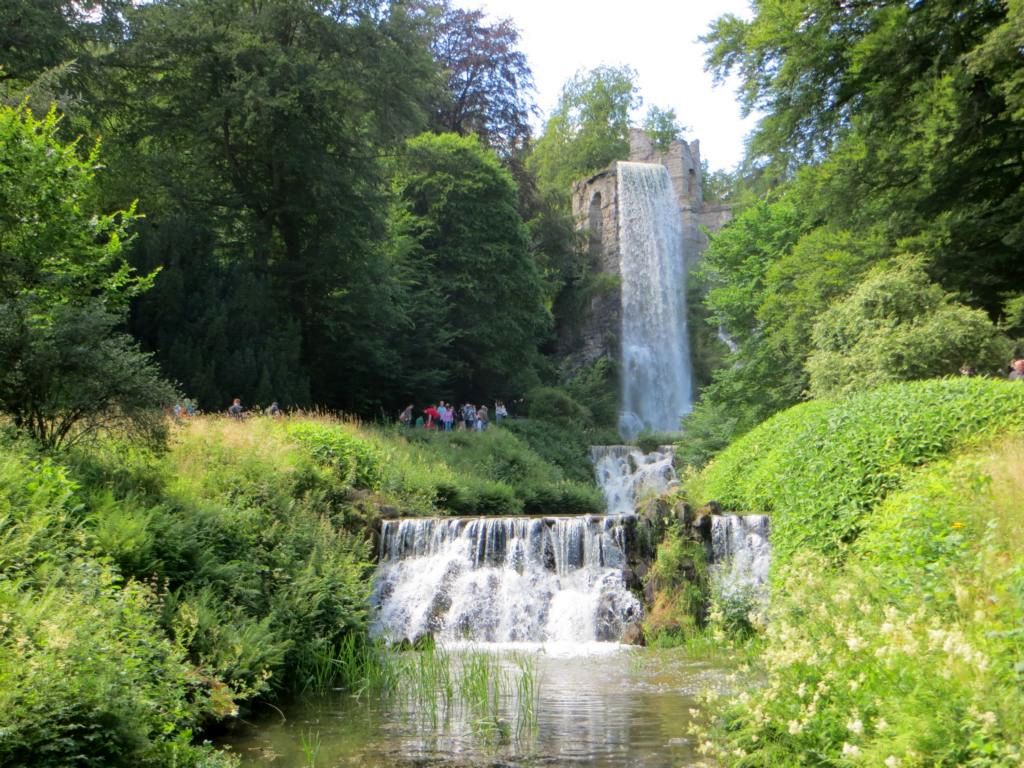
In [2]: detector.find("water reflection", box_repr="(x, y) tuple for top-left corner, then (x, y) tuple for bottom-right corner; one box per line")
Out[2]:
(217, 646), (731, 768)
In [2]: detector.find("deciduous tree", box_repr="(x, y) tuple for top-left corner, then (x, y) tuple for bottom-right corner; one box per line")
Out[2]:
(0, 106), (175, 448)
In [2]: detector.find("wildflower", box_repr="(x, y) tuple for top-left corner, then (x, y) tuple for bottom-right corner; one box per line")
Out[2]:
(884, 756), (901, 768)
(875, 717), (889, 731)
(842, 742), (861, 757)
(847, 718), (864, 735)
(788, 719), (803, 735)
(951, 521), (964, 529)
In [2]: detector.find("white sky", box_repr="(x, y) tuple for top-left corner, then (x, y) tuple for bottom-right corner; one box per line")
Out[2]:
(455, 0), (757, 171)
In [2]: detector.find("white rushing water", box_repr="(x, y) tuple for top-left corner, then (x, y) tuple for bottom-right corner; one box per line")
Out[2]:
(590, 445), (677, 515)
(371, 516), (641, 646)
(709, 514), (771, 602)
(616, 162), (692, 440)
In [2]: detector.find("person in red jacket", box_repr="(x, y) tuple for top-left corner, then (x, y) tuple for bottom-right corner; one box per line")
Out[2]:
(423, 404), (441, 429)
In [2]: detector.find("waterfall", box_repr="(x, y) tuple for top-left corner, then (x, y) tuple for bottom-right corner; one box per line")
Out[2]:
(616, 162), (692, 440)
(590, 445), (677, 515)
(709, 515), (771, 601)
(371, 515), (642, 645)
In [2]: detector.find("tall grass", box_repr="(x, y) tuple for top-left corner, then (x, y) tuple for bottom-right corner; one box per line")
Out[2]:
(363, 646), (544, 747)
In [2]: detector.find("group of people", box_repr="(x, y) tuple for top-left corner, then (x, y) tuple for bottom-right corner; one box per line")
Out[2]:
(399, 400), (509, 432)
(227, 398), (281, 418)
(170, 399), (198, 419)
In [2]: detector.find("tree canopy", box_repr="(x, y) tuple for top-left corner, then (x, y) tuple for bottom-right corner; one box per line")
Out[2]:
(529, 65), (641, 196)
(427, 1), (536, 158)
(393, 132), (550, 398)
(684, 0), (1024, 461)
(0, 106), (175, 448)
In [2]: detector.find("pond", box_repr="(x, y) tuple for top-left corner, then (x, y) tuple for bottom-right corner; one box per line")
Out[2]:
(217, 643), (733, 768)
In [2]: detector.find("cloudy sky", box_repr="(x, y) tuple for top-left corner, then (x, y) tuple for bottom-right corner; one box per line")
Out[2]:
(453, 0), (758, 171)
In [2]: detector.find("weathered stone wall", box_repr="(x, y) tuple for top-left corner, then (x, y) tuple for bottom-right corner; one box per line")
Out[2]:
(568, 169), (621, 367)
(563, 131), (732, 371)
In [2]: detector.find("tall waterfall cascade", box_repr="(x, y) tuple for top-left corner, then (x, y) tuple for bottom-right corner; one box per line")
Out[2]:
(709, 514), (771, 600)
(371, 516), (642, 645)
(616, 162), (693, 439)
(590, 445), (677, 515)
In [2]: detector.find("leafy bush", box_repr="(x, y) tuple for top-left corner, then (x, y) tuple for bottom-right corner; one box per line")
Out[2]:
(0, 441), (233, 768)
(807, 256), (1011, 397)
(524, 386), (593, 425)
(0, 106), (177, 450)
(502, 416), (607, 485)
(695, 438), (1024, 766)
(286, 421), (385, 490)
(635, 431), (682, 453)
(699, 378), (1024, 566)
(643, 524), (709, 643)
(563, 357), (619, 428)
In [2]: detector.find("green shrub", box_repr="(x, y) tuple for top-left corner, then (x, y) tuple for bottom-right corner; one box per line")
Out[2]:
(563, 357), (619, 428)
(71, 418), (378, 698)
(0, 441), (233, 768)
(688, 417), (1024, 765)
(387, 425), (602, 515)
(503, 417), (602, 484)
(286, 421), (385, 490)
(524, 386), (593, 425)
(806, 256), (1011, 398)
(0, 566), (235, 768)
(700, 378), (1024, 566)
(636, 431), (682, 453)
(697, 438), (1024, 766)
(643, 525), (710, 643)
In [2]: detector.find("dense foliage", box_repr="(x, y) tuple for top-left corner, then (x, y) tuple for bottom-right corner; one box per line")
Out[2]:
(684, 0), (1024, 461)
(529, 65), (641, 197)
(806, 257), (1010, 397)
(392, 132), (550, 398)
(0, 411), (603, 765)
(688, 383), (1024, 766)
(698, 378), (1024, 568)
(0, 0), (563, 416)
(427, 1), (536, 159)
(0, 106), (175, 448)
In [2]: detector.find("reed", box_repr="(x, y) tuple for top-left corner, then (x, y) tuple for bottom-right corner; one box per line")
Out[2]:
(299, 728), (321, 768)
(382, 645), (543, 748)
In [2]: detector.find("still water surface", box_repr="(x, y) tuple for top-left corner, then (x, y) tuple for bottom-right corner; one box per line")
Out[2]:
(218, 643), (731, 768)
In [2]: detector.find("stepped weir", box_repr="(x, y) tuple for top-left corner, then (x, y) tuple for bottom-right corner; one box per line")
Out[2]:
(370, 514), (643, 645)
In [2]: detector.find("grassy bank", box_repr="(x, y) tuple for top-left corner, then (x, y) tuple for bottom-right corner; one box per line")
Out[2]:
(0, 412), (601, 767)
(683, 379), (1024, 765)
